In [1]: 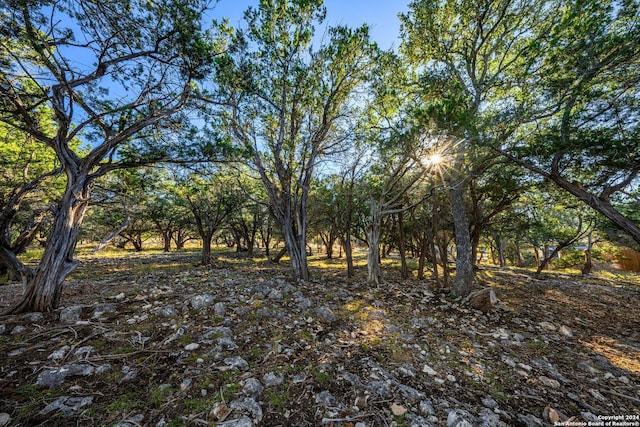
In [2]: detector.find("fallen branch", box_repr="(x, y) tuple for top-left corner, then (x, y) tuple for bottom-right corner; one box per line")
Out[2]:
(605, 389), (640, 405)
(322, 414), (374, 423)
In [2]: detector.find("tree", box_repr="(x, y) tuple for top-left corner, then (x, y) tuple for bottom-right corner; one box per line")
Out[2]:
(362, 152), (434, 285)
(519, 187), (593, 274)
(225, 168), (271, 257)
(400, 0), (555, 297)
(86, 169), (159, 252)
(181, 170), (241, 265)
(212, 0), (375, 281)
(467, 160), (529, 267)
(497, 0), (640, 246)
(0, 0), (222, 313)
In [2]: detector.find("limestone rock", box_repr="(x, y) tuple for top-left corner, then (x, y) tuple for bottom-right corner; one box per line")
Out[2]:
(221, 356), (249, 371)
(93, 303), (117, 319)
(422, 365), (438, 376)
(215, 416), (253, 427)
(391, 403), (408, 416)
(214, 302), (227, 317)
(447, 409), (474, 427)
(60, 306), (83, 324)
(39, 396), (93, 416)
(37, 364), (95, 388)
(242, 378), (263, 397)
(155, 305), (179, 317)
(538, 375), (560, 389)
(229, 397), (263, 422)
(517, 414), (544, 427)
(316, 306), (337, 323)
(315, 390), (337, 406)
(263, 372), (284, 387)
(367, 380), (392, 399)
(191, 294), (215, 310)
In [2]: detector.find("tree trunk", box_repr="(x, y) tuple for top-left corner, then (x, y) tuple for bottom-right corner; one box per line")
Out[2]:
(173, 229), (189, 249)
(341, 233), (354, 278)
(367, 199), (382, 286)
(271, 246), (287, 263)
(450, 183), (474, 298)
(431, 203), (440, 286)
(417, 233), (428, 280)
(202, 230), (214, 265)
(397, 211), (409, 279)
(470, 224), (482, 269)
(582, 232), (594, 275)
(514, 240), (525, 267)
(246, 236), (255, 257)
(322, 232), (336, 259)
(162, 229), (173, 252)
(282, 219), (309, 281)
(495, 234), (506, 267)
(93, 217), (131, 254)
(260, 217), (273, 257)
(536, 244), (558, 275)
(131, 235), (143, 252)
(5, 178), (90, 314)
(438, 231), (450, 286)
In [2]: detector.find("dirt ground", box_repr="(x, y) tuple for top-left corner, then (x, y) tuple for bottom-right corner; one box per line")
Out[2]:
(0, 251), (639, 426)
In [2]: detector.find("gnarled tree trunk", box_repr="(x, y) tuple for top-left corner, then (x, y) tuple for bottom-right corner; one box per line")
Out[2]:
(5, 176), (91, 314)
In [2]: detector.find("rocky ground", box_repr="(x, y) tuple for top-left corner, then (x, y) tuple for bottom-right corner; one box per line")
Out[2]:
(0, 251), (639, 427)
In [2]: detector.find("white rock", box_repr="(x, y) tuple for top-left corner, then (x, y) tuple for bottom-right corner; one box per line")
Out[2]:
(11, 325), (27, 335)
(538, 376), (560, 389)
(538, 321), (556, 331)
(180, 378), (192, 391)
(0, 413), (10, 427)
(184, 343), (200, 351)
(114, 292), (126, 301)
(48, 346), (70, 361)
(559, 325), (573, 337)
(422, 365), (438, 376)
(588, 389), (606, 401)
(391, 403), (408, 416)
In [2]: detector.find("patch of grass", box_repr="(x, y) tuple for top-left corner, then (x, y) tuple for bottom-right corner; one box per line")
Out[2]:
(113, 345), (138, 355)
(13, 401), (41, 420)
(493, 392), (508, 402)
(183, 397), (211, 411)
(248, 347), (265, 359)
(165, 419), (185, 427)
(17, 383), (64, 400)
(265, 388), (291, 407)
(527, 339), (548, 355)
(150, 385), (174, 406)
(394, 415), (409, 427)
(108, 392), (139, 413)
(221, 382), (240, 401)
(310, 367), (331, 384)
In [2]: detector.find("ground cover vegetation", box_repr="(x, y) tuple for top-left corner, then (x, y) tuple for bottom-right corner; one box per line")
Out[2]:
(0, 0), (639, 425)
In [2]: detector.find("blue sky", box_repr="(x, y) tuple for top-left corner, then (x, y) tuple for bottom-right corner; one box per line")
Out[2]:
(214, 0), (410, 50)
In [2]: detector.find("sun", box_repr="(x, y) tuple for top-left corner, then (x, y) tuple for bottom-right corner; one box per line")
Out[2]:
(426, 153), (443, 166)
